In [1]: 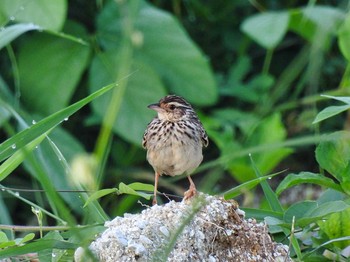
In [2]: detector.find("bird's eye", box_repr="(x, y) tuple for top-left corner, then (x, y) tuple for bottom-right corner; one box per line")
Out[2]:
(169, 104), (176, 110)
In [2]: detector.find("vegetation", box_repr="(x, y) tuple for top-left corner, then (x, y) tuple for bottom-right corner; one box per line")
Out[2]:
(0, 0), (350, 260)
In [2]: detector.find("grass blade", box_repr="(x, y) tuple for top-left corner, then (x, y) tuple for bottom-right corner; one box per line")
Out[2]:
(0, 83), (116, 162)
(249, 155), (302, 259)
(223, 170), (284, 199)
(250, 154), (283, 212)
(0, 133), (47, 181)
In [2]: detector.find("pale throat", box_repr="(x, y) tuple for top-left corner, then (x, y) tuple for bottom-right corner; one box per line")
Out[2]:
(157, 113), (171, 121)
(157, 112), (185, 121)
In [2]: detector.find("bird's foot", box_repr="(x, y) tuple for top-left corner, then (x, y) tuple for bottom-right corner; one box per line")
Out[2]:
(183, 186), (197, 201)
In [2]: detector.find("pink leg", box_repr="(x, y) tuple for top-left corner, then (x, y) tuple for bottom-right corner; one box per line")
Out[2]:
(184, 176), (197, 200)
(153, 172), (160, 205)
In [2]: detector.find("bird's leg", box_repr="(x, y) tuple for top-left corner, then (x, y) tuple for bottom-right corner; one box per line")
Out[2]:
(153, 171), (160, 205)
(184, 175), (197, 200)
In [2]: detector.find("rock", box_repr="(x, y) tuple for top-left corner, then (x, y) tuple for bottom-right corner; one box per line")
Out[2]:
(77, 193), (291, 262)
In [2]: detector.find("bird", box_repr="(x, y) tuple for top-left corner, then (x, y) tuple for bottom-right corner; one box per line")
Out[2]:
(142, 95), (209, 205)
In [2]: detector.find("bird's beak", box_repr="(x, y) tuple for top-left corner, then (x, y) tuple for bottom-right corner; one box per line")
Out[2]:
(148, 103), (162, 112)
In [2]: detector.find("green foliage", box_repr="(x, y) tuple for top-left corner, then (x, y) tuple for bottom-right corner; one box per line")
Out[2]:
(84, 182), (153, 207)
(0, 231), (34, 249)
(241, 11), (289, 50)
(0, 23), (40, 50)
(223, 169), (282, 199)
(0, 0), (67, 30)
(276, 172), (343, 194)
(0, 0), (350, 260)
(338, 12), (350, 61)
(18, 21), (90, 114)
(319, 208), (350, 249)
(313, 95), (350, 124)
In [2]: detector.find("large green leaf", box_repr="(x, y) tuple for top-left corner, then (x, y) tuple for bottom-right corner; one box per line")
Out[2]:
(319, 208), (350, 248)
(0, 0), (67, 31)
(96, 0), (217, 105)
(315, 131), (350, 182)
(0, 23), (40, 50)
(89, 50), (167, 145)
(241, 11), (289, 49)
(276, 172), (343, 195)
(18, 21), (90, 115)
(284, 200), (349, 227)
(289, 6), (344, 48)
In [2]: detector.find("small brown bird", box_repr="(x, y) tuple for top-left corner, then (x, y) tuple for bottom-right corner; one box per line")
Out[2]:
(142, 95), (209, 205)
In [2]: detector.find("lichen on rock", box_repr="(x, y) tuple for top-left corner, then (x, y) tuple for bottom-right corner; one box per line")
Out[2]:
(76, 194), (291, 262)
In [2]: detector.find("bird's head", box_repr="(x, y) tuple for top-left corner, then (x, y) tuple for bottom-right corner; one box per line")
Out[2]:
(148, 95), (194, 122)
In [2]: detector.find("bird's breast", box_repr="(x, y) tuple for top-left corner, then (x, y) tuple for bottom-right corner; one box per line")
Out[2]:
(146, 121), (203, 176)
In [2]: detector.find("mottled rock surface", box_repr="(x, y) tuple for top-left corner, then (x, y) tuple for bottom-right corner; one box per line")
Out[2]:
(78, 194), (291, 262)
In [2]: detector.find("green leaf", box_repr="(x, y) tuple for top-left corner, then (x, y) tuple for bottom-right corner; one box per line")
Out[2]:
(309, 201), (349, 218)
(321, 94), (350, 104)
(289, 6), (344, 48)
(315, 131), (350, 182)
(264, 216), (289, 231)
(83, 188), (118, 208)
(18, 21), (90, 115)
(313, 105), (350, 124)
(317, 189), (345, 205)
(241, 11), (289, 49)
(89, 51), (167, 145)
(338, 13), (350, 61)
(313, 95), (350, 123)
(0, 0), (67, 31)
(304, 236), (350, 259)
(0, 133), (47, 182)
(34, 127), (86, 211)
(118, 182), (152, 200)
(84, 183), (153, 207)
(226, 56), (251, 87)
(223, 171), (282, 199)
(127, 182), (154, 192)
(19, 233), (35, 244)
(0, 23), (40, 50)
(0, 240), (16, 249)
(97, 1), (217, 105)
(319, 208), (350, 248)
(242, 208), (283, 221)
(0, 82), (116, 162)
(250, 155), (283, 213)
(225, 73), (275, 103)
(284, 200), (349, 227)
(0, 239), (77, 259)
(283, 201), (314, 224)
(211, 109), (259, 137)
(229, 113), (293, 182)
(0, 231), (8, 242)
(249, 156), (301, 259)
(276, 172), (343, 195)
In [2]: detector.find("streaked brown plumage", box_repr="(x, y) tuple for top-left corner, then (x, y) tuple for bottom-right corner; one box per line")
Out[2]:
(142, 95), (208, 205)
